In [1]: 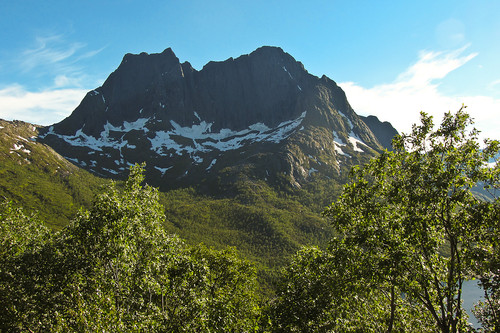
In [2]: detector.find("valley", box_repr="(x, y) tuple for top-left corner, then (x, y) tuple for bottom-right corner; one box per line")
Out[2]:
(2, 47), (496, 332)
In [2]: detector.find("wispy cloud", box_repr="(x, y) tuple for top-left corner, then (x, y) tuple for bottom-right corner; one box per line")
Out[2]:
(489, 79), (500, 89)
(76, 46), (107, 62)
(21, 34), (85, 73)
(0, 34), (105, 125)
(396, 45), (477, 86)
(340, 47), (500, 142)
(18, 33), (105, 89)
(0, 84), (87, 126)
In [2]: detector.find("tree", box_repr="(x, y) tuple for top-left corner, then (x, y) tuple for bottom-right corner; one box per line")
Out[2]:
(0, 201), (51, 331)
(0, 164), (261, 332)
(473, 241), (500, 331)
(269, 242), (436, 332)
(323, 106), (500, 332)
(0, 201), (49, 258)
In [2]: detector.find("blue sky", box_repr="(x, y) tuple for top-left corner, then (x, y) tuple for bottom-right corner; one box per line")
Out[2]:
(1, 0), (499, 140)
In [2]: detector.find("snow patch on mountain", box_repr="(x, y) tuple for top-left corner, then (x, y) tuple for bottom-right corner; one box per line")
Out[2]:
(155, 166), (173, 175)
(149, 111), (307, 157)
(282, 66), (293, 80)
(348, 131), (367, 152)
(332, 131), (351, 157)
(194, 112), (202, 122)
(334, 112), (368, 153)
(206, 159), (217, 170)
(40, 118), (150, 152)
(10, 142), (31, 154)
(338, 110), (353, 131)
(41, 111), (307, 167)
(103, 167), (119, 175)
(308, 167), (318, 176)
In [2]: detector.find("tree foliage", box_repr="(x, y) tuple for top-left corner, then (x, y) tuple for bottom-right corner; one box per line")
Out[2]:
(268, 241), (436, 332)
(0, 164), (260, 332)
(473, 243), (500, 332)
(322, 107), (500, 332)
(2, 108), (500, 332)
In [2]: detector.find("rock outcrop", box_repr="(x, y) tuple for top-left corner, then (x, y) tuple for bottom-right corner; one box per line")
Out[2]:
(39, 46), (398, 189)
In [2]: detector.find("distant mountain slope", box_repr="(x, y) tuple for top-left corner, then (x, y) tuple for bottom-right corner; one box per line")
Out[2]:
(0, 119), (106, 229)
(2, 47), (399, 286)
(39, 46), (398, 191)
(359, 115), (398, 151)
(1, 118), (335, 289)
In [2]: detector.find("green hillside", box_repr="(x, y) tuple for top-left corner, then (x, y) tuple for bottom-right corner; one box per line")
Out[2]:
(159, 181), (339, 289)
(0, 120), (107, 229)
(2, 110), (499, 331)
(0, 119), (338, 289)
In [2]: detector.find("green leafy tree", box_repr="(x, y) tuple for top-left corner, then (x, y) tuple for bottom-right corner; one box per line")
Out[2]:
(472, 172), (500, 332)
(269, 245), (374, 332)
(1, 164), (261, 332)
(323, 106), (500, 332)
(157, 245), (260, 332)
(268, 242), (435, 332)
(0, 201), (51, 331)
(0, 201), (49, 258)
(473, 245), (500, 331)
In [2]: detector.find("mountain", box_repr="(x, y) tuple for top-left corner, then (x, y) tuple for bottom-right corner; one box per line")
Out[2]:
(359, 115), (398, 151)
(0, 117), (331, 264)
(3, 47), (399, 289)
(39, 46), (397, 191)
(0, 119), (106, 229)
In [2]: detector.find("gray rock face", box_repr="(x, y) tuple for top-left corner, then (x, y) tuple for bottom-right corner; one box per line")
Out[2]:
(39, 46), (398, 189)
(360, 115), (399, 151)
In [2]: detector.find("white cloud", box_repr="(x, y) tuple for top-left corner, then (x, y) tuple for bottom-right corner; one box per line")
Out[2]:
(435, 19), (466, 49)
(340, 47), (500, 142)
(75, 46), (107, 62)
(21, 34), (86, 74)
(0, 84), (86, 125)
(0, 34), (106, 126)
(15, 33), (105, 90)
(53, 74), (87, 88)
(397, 46), (477, 86)
(489, 79), (500, 89)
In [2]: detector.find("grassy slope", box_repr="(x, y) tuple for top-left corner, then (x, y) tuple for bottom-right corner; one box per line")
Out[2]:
(0, 120), (107, 230)
(159, 180), (338, 288)
(1, 119), (340, 290)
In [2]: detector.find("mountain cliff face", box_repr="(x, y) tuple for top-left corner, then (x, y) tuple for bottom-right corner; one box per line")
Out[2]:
(39, 46), (397, 190)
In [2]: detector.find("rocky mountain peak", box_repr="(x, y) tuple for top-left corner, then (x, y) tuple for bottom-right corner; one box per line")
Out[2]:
(39, 47), (397, 190)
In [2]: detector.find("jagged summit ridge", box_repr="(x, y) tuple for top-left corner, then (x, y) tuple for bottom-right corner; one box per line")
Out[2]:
(41, 110), (307, 170)
(39, 46), (397, 188)
(52, 46), (309, 136)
